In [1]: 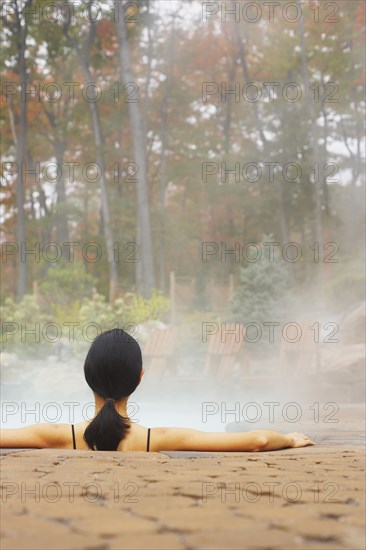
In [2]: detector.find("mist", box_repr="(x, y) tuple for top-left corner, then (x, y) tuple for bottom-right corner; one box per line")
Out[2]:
(0, 0), (365, 442)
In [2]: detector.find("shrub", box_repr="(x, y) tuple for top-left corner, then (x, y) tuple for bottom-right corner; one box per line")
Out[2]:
(0, 288), (171, 360)
(74, 290), (171, 356)
(40, 262), (97, 308)
(0, 295), (52, 357)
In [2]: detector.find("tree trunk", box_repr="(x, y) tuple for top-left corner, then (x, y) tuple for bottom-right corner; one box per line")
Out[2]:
(320, 106), (330, 216)
(54, 140), (69, 245)
(42, 102), (70, 246)
(297, 0), (323, 248)
(80, 59), (118, 303)
(14, 0), (33, 300)
(157, 11), (179, 293)
(116, 4), (155, 298)
(63, 1), (118, 302)
(224, 60), (236, 155)
(83, 190), (89, 270)
(234, 18), (293, 282)
(137, 1), (154, 296)
(234, 23), (268, 147)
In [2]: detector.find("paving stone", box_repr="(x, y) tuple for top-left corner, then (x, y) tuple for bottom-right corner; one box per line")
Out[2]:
(185, 527), (298, 549)
(0, 439), (364, 550)
(111, 532), (186, 549)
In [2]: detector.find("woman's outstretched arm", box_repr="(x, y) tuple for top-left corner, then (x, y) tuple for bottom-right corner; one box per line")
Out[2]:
(0, 425), (315, 452)
(0, 424), (67, 449)
(151, 428), (315, 452)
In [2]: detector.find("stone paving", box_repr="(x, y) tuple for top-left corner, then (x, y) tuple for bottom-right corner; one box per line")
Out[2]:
(1, 442), (365, 550)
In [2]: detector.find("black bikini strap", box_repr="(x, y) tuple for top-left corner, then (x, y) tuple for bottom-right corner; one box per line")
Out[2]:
(71, 424), (76, 450)
(146, 428), (151, 452)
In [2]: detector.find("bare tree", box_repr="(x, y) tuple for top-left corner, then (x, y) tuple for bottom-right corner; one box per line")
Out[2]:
(156, 8), (180, 292)
(116, 0), (155, 298)
(2, 0), (34, 299)
(297, 0), (323, 247)
(223, 58), (237, 155)
(41, 86), (71, 245)
(63, 0), (118, 302)
(234, 21), (294, 279)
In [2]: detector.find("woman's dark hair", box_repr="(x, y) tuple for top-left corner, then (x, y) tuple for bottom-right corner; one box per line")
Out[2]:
(83, 328), (142, 451)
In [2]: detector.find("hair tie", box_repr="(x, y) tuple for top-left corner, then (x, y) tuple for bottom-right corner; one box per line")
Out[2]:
(105, 397), (115, 403)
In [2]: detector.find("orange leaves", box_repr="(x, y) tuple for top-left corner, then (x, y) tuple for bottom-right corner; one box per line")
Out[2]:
(96, 19), (118, 56)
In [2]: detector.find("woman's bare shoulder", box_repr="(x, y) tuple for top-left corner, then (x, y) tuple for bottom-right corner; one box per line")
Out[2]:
(0, 422), (79, 449)
(146, 427), (204, 452)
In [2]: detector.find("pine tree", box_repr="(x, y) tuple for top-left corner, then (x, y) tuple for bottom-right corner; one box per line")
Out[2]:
(230, 236), (291, 325)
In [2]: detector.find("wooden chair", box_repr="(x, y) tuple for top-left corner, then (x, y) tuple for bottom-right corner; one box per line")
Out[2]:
(239, 322), (322, 386)
(142, 327), (178, 381)
(203, 323), (245, 381)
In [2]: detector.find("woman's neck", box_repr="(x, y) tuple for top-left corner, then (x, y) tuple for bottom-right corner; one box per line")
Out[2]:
(94, 395), (129, 418)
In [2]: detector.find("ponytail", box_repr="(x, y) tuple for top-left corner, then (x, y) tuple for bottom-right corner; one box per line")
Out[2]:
(84, 398), (130, 451)
(83, 328), (143, 451)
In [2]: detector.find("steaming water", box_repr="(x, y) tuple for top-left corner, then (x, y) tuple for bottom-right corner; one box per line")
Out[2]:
(1, 338), (365, 438)
(1, 299), (365, 436)
(0, 355), (229, 431)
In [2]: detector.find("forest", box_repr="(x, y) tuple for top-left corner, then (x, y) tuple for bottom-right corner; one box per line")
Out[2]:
(0, 0), (365, 348)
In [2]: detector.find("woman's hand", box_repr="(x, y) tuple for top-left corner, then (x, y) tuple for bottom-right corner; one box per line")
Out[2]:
(287, 432), (316, 448)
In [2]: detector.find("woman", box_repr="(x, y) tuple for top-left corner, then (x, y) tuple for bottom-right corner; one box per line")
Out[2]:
(0, 329), (315, 452)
